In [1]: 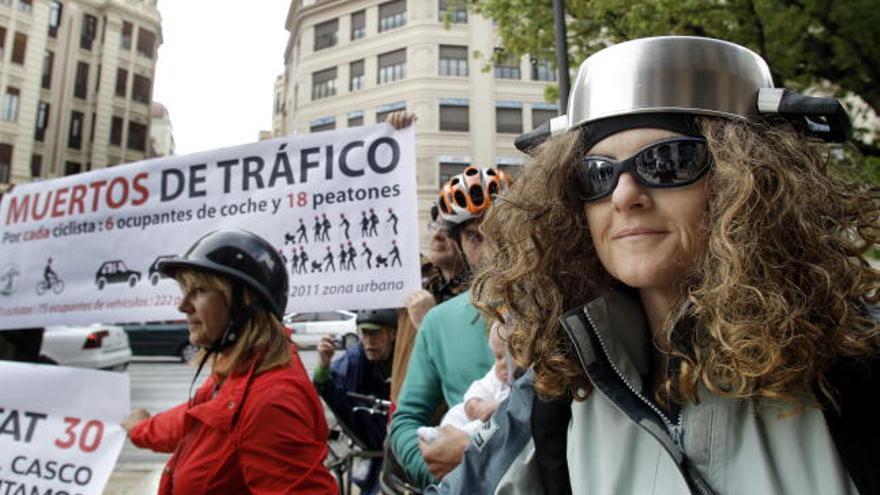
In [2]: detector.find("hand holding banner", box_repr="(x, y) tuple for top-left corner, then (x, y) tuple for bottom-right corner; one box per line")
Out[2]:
(0, 362), (129, 495)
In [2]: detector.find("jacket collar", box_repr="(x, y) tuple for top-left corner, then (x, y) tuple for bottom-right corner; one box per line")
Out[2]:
(187, 359), (259, 432)
(560, 289), (652, 390)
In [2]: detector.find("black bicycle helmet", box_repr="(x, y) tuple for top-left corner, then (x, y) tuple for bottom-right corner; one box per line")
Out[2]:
(355, 308), (399, 330)
(158, 229), (289, 319)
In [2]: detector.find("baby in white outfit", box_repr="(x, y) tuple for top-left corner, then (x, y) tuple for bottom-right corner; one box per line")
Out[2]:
(419, 321), (511, 441)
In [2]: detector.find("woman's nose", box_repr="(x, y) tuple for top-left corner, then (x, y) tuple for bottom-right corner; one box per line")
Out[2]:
(178, 296), (193, 313)
(610, 172), (652, 211)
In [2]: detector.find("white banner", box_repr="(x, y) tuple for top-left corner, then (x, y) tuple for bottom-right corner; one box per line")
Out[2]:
(0, 124), (420, 329)
(0, 361), (129, 495)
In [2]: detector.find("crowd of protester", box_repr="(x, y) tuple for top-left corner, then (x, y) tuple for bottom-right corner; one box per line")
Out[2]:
(4, 34), (876, 495)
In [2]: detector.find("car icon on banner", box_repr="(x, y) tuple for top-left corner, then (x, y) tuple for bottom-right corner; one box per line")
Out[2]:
(148, 255), (176, 285)
(95, 260), (142, 289)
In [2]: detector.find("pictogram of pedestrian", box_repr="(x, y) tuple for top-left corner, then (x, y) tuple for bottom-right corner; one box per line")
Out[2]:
(369, 208), (380, 237)
(1, 264), (20, 296)
(313, 216), (323, 242)
(389, 240), (402, 267)
(339, 213), (351, 240)
(361, 241), (373, 269)
(360, 211), (370, 237)
(297, 219), (308, 243)
(277, 249), (288, 266)
(387, 208), (399, 235)
(339, 244), (349, 272)
(298, 247), (309, 273)
(323, 246), (336, 272)
(321, 214), (332, 242)
(346, 242), (357, 270)
(291, 248), (300, 274)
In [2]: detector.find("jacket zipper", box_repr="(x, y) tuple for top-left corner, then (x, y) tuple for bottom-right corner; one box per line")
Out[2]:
(580, 309), (685, 446)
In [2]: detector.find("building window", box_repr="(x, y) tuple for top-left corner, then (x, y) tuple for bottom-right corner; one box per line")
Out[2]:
(350, 60), (364, 92)
(17, 0), (31, 13)
(438, 0), (467, 23)
(81, 14), (97, 50)
(90, 112), (96, 143)
(74, 61), (89, 99)
(121, 21), (132, 49)
(35, 101), (50, 141)
(95, 64), (101, 92)
(348, 111), (364, 127)
(69, 111), (84, 149)
(0, 144), (12, 183)
(312, 67), (337, 100)
(439, 45), (468, 77)
(439, 100), (469, 132)
(137, 28), (156, 58)
(115, 68), (128, 97)
(30, 154), (41, 178)
(439, 162), (466, 185)
(351, 10), (365, 40)
(64, 161), (81, 176)
(531, 106), (557, 128)
(314, 18), (338, 51)
(110, 116), (123, 146)
(376, 103), (405, 123)
(0, 27), (5, 60)
(496, 106), (523, 133)
(127, 121), (147, 151)
(310, 117), (336, 133)
(379, 0), (406, 32)
(3, 87), (20, 122)
(378, 49), (406, 84)
(48, 1), (62, 38)
(41, 50), (54, 89)
(132, 74), (152, 104)
(531, 59), (556, 81)
(12, 32), (27, 65)
(494, 52), (521, 80)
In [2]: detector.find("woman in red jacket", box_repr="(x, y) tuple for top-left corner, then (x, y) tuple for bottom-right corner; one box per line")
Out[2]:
(122, 229), (336, 494)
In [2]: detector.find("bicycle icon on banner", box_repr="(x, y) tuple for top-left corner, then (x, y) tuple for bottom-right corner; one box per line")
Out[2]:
(36, 258), (65, 295)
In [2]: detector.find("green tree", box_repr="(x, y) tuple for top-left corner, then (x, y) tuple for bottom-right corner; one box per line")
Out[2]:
(470, 0), (880, 156)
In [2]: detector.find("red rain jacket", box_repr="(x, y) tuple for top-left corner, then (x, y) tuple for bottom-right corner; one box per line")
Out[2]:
(130, 347), (336, 494)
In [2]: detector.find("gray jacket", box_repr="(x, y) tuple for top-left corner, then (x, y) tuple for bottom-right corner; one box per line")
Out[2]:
(433, 289), (859, 495)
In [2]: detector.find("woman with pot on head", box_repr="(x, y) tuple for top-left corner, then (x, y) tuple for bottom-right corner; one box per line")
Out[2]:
(436, 36), (880, 495)
(122, 229), (337, 494)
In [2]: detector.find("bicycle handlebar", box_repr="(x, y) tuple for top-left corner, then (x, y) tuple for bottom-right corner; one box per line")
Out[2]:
(346, 391), (392, 412)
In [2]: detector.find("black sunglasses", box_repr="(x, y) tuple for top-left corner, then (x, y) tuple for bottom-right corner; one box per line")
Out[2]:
(576, 136), (712, 202)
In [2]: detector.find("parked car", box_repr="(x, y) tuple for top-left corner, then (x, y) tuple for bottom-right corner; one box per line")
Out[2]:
(95, 260), (141, 289)
(40, 324), (132, 370)
(123, 321), (199, 362)
(148, 255), (176, 285)
(284, 310), (358, 349)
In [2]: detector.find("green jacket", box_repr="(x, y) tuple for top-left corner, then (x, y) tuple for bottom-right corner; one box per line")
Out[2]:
(389, 290), (493, 488)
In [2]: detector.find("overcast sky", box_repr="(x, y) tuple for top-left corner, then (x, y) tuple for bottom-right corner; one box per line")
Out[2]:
(152, 1), (292, 155)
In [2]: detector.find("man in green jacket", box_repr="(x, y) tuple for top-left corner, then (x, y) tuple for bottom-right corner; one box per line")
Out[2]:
(389, 165), (510, 488)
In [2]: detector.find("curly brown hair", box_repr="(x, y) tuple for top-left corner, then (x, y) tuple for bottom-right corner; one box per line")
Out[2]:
(472, 117), (880, 407)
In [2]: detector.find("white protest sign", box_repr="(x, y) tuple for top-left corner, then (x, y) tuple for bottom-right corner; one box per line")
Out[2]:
(0, 361), (129, 495)
(0, 124), (420, 329)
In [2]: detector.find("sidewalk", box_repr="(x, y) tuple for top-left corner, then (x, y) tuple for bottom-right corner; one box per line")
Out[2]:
(104, 463), (163, 495)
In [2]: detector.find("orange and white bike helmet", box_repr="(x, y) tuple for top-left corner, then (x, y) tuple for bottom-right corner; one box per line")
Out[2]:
(435, 166), (510, 226)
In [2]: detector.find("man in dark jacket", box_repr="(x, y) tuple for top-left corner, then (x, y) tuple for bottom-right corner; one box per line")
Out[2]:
(313, 308), (397, 495)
